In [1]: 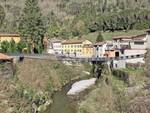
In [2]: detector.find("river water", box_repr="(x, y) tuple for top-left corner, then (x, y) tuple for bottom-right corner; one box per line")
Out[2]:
(45, 82), (77, 113)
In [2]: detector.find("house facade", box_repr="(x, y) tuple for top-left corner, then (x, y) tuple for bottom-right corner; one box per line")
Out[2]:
(82, 44), (93, 58)
(61, 39), (92, 57)
(93, 42), (107, 58)
(93, 41), (117, 58)
(47, 39), (62, 54)
(0, 34), (21, 43)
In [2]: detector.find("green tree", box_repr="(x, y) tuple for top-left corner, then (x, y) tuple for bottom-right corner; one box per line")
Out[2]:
(17, 41), (27, 53)
(19, 0), (46, 53)
(9, 40), (17, 53)
(0, 41), (10, 53)
(96, 32), (104, 42)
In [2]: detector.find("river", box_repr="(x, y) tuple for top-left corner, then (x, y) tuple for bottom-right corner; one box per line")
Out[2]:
(45, 81), (77, 113)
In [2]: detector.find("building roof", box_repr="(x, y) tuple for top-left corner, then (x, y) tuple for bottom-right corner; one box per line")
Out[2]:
(62, 39), (86, 44)
(83, 44), (93, 48)
(0, 33), (20, 37)
(113, 36), (132, 40)
(93, 41), (106, 46)
(113, 34), (146, 41)
(133, 34), (146, 41)
(0, 53), (13, 61)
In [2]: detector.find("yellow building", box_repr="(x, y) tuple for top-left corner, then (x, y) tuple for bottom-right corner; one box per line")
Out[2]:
(82, 44), (93, 58)
(0, 34), (21, 43)
(61, 39), (92, 57)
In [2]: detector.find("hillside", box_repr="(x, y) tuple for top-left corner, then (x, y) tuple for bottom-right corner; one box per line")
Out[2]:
(84, 30), (145, 43)
(1, 0), (150, 38)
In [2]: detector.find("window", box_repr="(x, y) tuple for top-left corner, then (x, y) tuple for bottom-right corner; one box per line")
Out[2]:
(96, 47), (99, 51)
(134, 42), (144, 45)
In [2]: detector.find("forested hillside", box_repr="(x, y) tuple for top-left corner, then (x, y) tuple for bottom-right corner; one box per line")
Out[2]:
(1, 0), (150, 38)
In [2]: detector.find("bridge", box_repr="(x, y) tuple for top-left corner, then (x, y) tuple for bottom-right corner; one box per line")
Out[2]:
(8, 53), (145, 62)
(56, 54), (145, 62)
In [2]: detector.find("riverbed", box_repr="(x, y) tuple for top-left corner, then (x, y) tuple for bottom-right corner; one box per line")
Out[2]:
(45, 81), (77, 113)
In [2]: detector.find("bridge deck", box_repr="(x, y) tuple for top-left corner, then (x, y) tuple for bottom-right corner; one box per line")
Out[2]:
(9, 54), (145, 62)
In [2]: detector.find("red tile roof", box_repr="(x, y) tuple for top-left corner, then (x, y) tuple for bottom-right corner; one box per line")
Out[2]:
(133, 34), (146, 41)
(0, 34), (20, 37)
(62, 39), (85, 44)
(93, 41), (106, 46)
(0, 53), (13, 61)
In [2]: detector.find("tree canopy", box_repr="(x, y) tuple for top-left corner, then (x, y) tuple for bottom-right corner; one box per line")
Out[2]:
(2, 0), (150, 39)
(96, 32), (104, 42)
(19, 0), (46, 53)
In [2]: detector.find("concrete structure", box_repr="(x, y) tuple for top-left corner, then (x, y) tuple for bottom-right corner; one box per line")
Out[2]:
(61, 39), (92, 57)
(112, 60), (126, 69)
(0, 34), (20, 43)
(123, 49), (146, 56)
(67, 78), (97, 95)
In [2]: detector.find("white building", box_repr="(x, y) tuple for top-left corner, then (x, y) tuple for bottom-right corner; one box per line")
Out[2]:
(113, 30), (150, 50)
(112, 30), (150, 64)
(93, 42), (107, 58)
(93, 41), (115, 58)
(47, 39), (62, 54)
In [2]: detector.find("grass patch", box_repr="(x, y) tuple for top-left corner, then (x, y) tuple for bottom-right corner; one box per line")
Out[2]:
(120, 67), (148, 85)
(78, 80), (114, 113)
(112, 76), (127, 93)
(84, 30), (145, 43)
(17, 59), (88, 91)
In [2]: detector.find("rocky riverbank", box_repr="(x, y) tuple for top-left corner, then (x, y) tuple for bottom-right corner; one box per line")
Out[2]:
(0, 59), (92, 113)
